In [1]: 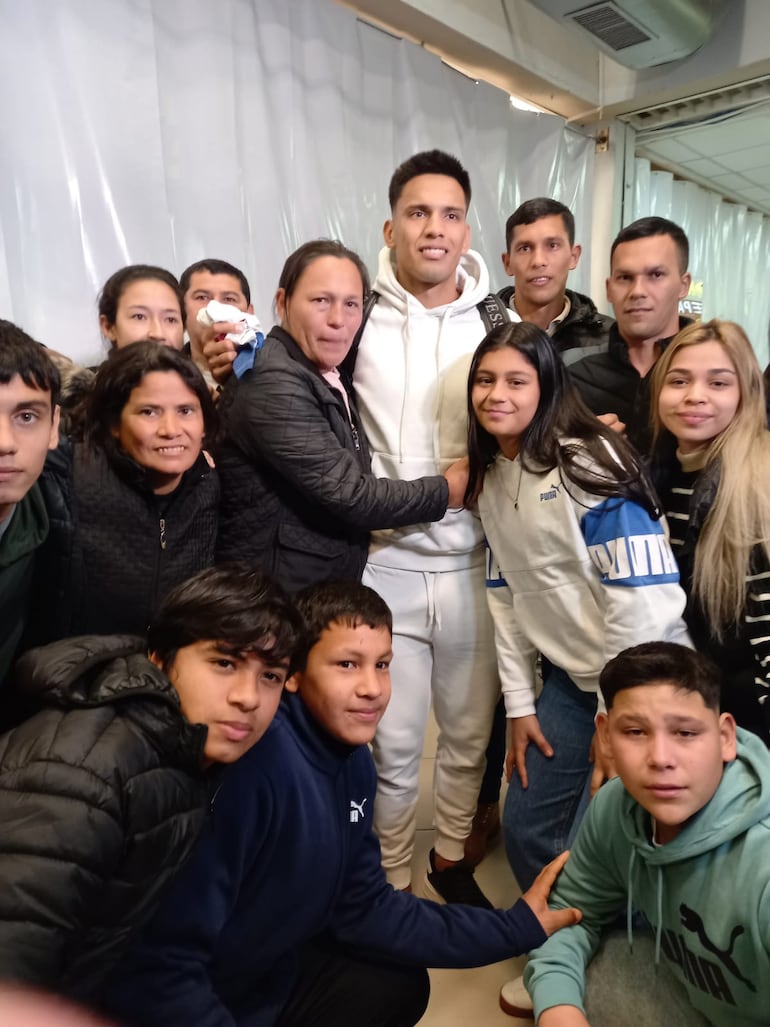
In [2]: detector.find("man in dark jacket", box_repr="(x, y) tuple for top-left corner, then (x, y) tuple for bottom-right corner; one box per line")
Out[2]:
(498, 197), (612, 353)
(0, 322), (60, 704)
(0, 564), (302, 1003)
(107, 581), (580, 1027)
(565, 217), (693, 455)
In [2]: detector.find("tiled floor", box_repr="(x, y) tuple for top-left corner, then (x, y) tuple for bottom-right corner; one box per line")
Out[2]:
(410, 716), (533, 1026)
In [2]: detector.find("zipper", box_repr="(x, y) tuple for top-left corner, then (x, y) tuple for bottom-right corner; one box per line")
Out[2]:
(159, 517), (167, 550)
(351, 424), (361, 452)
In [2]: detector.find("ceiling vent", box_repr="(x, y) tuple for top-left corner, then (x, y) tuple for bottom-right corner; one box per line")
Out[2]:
(528, 0), (727, 68)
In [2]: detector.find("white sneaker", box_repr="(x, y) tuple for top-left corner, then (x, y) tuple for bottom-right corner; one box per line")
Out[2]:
(499, 975), (534, 1019)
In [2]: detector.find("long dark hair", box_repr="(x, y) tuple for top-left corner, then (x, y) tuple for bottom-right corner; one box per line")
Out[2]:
(464, 322), (659, 516)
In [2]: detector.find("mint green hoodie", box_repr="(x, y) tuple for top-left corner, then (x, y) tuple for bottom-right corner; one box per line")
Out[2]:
(526, 729), (770, 1026)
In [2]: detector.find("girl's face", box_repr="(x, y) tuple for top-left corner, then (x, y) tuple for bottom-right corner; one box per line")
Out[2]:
(112, 370), (205, 494)
(101, 279), (184, 350)
(658, 340), (740, 454)
(471, 346), (540, 459)
(275, 256), (363, 372)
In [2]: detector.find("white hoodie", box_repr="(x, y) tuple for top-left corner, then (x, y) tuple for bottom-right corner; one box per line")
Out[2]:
(353, 246), (495, 571)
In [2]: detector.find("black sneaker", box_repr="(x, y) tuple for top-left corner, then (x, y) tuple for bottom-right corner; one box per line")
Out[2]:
(423, 848), (494, 908)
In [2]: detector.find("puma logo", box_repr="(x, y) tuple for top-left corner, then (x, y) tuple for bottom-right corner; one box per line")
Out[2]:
(679, 904), (756, 993)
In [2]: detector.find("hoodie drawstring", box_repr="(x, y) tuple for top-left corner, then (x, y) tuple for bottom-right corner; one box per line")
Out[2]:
(626, 848), (636, 951)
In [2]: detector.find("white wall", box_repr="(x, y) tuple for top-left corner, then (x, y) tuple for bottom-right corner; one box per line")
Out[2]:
(0, 0), (595, 365)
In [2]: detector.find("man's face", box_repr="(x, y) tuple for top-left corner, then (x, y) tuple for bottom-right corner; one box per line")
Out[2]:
(183, 271), (252, 348)
(286, 621), (392, 746)
(0, 376), (59, 523)
(158, 641), (290, 765)
(384, 174), (470, 302)
(596, 682), (736, 845)
(607, 235), (691, 346)
(502, 214), (580, 310)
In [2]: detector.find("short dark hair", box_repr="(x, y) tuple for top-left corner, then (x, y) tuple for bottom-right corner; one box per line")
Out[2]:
(0, 320), (61, 409)
(505, 198), (575, 250)
(388, 149), (471, 211)
(148, 564), (303, 674)
(179, 259), (251, 306)
(292, 580), (392, 671)
(610, 217), (689, 273)
(98, 265), (184, 337)
(86, 341), (218, 456)
(277, 240), (370, 304)
(600, 642), (722, 712)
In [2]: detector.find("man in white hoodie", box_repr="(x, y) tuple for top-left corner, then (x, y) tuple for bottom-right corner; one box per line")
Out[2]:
(352, 150), (505, 905)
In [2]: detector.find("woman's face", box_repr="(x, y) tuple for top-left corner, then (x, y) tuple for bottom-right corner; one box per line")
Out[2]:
(471, 346), (540, 460)
(276, 256), (363, 371)
(112, 370), (205, 493)
(101, 279), (185, 350)
(658, 340), (740, 454)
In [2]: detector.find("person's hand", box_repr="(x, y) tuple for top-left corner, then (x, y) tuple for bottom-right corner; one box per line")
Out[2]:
(589, 730), (616, 798)
(506, 715), (553, 788)
(596, 412), (626, 435)
(539, 1005), (591, 1026)
(443, 456), (469, 508)
(521, 850), (582, 937)
(202, 327), (240, 384)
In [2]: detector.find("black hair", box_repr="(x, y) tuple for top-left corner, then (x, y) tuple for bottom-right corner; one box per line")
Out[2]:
(600, 642), (722, 712)
(85, 341), (218, 457)
(0, 320), (61, 409)
(505, 198), (575, 250)
(464, 321), (660, 516)
(292, 580), (392, 672)
(610, 217), (689, 273)
(98, 265), (184, 341)
(388, 149), (471, 211)
(277, 239), (370, 303)
(179, 259), (251, 306)
(148, 564), (303, 675)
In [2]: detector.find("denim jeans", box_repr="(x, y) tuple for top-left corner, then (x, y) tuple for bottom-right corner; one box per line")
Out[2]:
(503, 664), (597, 892)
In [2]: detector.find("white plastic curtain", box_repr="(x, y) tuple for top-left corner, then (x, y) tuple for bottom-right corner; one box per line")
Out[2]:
(0, 0), (594, 365)
(632, 158), (770, 367)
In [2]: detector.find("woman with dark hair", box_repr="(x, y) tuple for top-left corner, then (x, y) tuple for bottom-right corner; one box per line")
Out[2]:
(32, 342), (219, 643)
(216, 239), (467, 590)
(98, 264), (186, 351)
(464, 322), (690, 899)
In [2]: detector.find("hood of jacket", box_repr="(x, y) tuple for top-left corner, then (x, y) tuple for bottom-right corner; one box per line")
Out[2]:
(373, 246), (491, 316)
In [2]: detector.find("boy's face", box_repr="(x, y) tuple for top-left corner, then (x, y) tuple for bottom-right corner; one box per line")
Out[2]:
(596, 681), (736, 844)
(183, 270), (252, 349)
(285, 620), (392, 746)
(0, 376), (59, 523)
(153, 641), (290, 765)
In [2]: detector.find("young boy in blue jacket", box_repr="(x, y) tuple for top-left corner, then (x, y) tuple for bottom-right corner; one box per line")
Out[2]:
(107, 580), (581, 1027)
(525, 641), (770, 1027)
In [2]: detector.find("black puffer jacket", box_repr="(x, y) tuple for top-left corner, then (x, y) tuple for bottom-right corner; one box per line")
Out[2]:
(216, 326), (448, 590)
(565, 317), (693, 456)
(497, 287), (613, 353)
(32, 440), (218, 643)
(0, 635), (209, 998)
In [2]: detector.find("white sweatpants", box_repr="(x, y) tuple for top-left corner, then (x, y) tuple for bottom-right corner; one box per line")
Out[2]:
(364, 560), (501, 889)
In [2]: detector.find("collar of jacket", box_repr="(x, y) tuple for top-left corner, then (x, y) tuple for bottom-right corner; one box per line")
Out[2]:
(268, 324), (356, 396)
(609, 316), (694, 367)
(104, 445), (211, 497)
(280, 689), (358, 773)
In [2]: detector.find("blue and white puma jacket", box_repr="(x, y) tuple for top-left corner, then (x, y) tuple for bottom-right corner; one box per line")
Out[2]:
(479, 446), (691, 717)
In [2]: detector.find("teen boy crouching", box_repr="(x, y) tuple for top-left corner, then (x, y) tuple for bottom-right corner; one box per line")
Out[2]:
(0, 564), (302, 1000)
(525, 642), (770, 1027)
(106, 580), (581, 1027)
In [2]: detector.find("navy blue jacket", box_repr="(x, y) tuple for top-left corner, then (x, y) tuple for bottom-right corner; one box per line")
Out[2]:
(108, 692), (546, 1026)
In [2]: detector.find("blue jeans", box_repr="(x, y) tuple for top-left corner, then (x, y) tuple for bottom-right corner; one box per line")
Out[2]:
(503, 665), (597, 892)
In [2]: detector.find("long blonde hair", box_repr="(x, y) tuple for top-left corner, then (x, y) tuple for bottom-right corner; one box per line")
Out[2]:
(650, 319), (770, 636)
